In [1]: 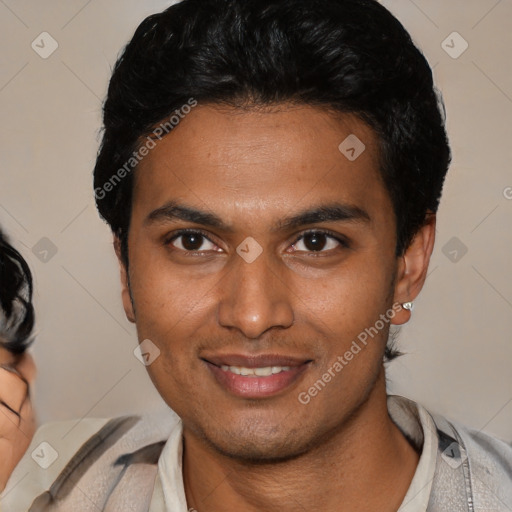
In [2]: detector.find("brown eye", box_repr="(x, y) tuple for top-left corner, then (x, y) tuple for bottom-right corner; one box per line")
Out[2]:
(167, 231), (218, 252)
(181, 233), (205, 251)
(303, 232), (328, 251)
(291, 231), (347, 253)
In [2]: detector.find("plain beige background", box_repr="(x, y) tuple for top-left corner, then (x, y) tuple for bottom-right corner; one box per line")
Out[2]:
(0, 0), (511, 441)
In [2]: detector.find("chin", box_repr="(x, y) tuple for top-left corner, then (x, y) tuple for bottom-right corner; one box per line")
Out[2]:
(210, 437), (311, 464)
(194, 418), (320, 464)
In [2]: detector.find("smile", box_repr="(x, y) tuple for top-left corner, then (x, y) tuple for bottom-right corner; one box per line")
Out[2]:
(202, 355), (311, 398)
(220, 365), (292, 376)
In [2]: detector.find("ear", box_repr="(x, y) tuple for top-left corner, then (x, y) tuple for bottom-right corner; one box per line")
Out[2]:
(391, 213), (436, 326)
(114, 236), (136, 324)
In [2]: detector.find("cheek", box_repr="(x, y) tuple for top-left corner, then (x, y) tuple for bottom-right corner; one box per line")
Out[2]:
(297, 256), (393, 329)
(128, 258), (213, 363)
(129, 256), (204, 329)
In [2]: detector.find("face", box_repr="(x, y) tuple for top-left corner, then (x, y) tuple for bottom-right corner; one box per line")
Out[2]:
(118, 104), (432, 461)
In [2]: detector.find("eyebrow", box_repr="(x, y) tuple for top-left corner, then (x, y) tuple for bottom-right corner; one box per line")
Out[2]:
(145, 201), (371, 232)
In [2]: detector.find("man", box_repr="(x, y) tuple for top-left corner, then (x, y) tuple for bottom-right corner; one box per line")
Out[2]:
(2, 0), (511, 510)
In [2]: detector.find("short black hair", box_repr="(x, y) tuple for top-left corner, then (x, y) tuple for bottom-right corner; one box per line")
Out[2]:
(94, 0), (450, 260)
(93, 0), (451, 360)
(0, 229), (35, 354)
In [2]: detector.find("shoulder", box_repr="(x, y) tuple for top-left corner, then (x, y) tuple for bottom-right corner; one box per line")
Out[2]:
(389, 395), (512, 510)
(430, 408), (512, 510)
(1, 408), (179, 512)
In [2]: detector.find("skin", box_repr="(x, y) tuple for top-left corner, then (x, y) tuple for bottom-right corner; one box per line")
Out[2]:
(116, 104), (436, 511)
(0, 347), (36, 492)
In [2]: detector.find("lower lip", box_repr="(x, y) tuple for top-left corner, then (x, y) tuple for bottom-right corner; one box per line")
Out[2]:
(204, 361), (309, 399)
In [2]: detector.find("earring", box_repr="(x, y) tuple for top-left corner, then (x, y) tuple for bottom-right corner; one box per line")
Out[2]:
(402, 301), (414, 311)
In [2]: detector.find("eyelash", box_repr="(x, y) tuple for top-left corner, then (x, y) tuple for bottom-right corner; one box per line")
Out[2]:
(164, 228), (349, 255)
(291, 229), (350, 255)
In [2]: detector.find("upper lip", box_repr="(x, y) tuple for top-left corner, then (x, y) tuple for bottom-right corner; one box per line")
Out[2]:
(202, 353), (312, 368)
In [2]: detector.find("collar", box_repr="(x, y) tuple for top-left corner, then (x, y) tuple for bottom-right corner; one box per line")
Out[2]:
(152, 395), (439, 512)
(389, 395), (439, 512)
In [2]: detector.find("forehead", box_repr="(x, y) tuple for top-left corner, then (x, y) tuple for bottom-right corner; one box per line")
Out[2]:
(132, 104), (391, 228)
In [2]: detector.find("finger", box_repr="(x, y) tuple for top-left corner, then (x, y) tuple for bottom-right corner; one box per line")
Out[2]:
(0, 367), (28, 416)
(17, 391), (36, 437)
(0, 437), (16, 493)
(0, 398), (35, 493)
(0, 346), (15, 366)
(0, 375), (35, 437)
(12, 352), (36, 384)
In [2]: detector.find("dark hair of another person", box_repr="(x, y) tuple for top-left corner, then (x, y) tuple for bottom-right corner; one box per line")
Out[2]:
(0, 230), (35, 354)
(93, 0), (452, 361)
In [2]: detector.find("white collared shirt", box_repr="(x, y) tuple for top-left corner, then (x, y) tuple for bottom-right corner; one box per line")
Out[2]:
(153, 395), (439, 511)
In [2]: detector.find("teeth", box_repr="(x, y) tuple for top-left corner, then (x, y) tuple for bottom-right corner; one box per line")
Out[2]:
(254, 367), (272, 376)
(220, 365), (291, 376)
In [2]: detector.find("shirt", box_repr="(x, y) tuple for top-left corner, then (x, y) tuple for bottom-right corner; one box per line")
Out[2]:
(153, 395), (439, 511)
(5, 394), (511, 511)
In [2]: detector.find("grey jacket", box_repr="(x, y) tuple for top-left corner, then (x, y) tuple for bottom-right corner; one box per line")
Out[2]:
(2, 396), (511, 511)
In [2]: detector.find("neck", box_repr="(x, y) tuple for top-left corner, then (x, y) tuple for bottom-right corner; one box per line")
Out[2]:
(182, 370), (419, 512)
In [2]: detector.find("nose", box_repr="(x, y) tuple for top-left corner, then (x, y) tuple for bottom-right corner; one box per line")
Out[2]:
(217, 249), (294, 339)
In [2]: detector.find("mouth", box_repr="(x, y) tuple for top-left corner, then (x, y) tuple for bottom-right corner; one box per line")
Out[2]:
(219, 365), (292, 376)
(201, 353), (313, 399)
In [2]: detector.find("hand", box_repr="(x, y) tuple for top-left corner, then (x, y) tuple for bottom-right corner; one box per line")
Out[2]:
(0, 349), (36, 492)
